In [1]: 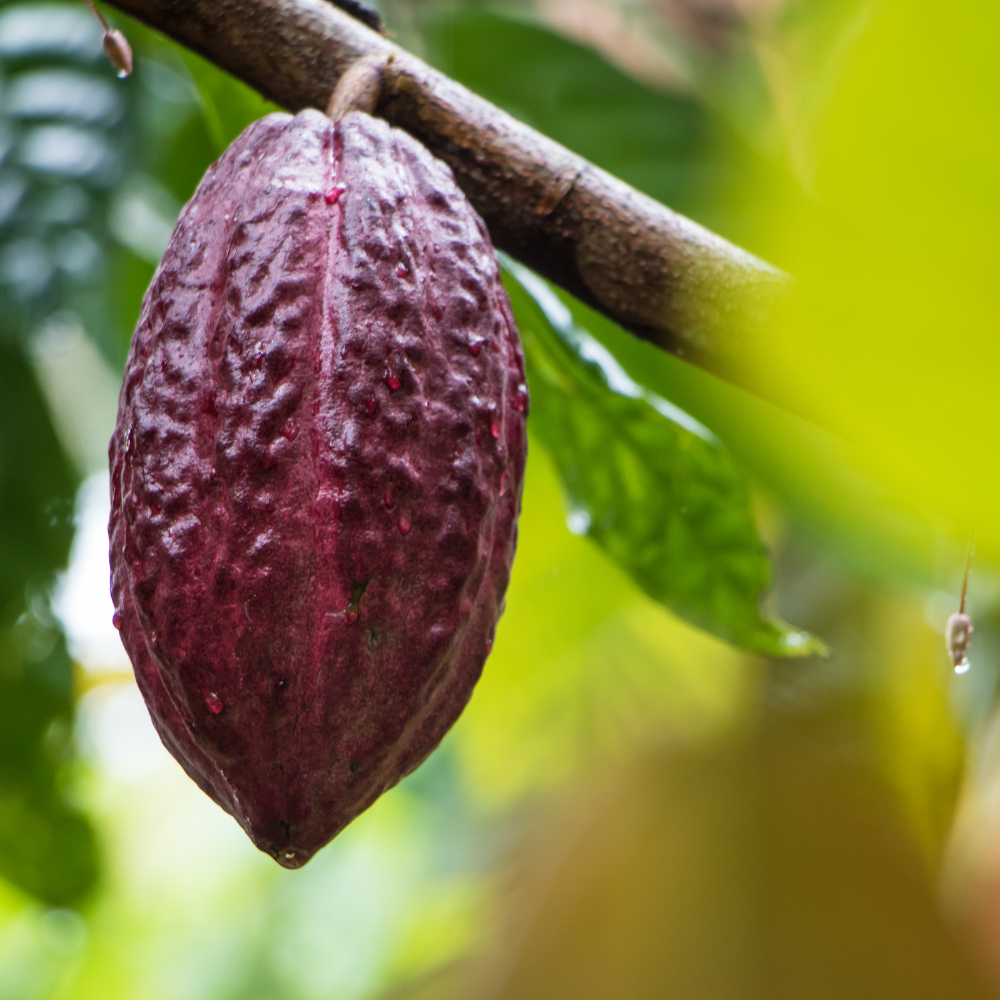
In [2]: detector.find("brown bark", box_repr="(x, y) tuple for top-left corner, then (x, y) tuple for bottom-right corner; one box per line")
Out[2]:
(102, 0), (787, 384)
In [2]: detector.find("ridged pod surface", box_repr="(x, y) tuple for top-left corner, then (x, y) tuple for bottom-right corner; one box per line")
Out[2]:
(109, 109), (527, 868)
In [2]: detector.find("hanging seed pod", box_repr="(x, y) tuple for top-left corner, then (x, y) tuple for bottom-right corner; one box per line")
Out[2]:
(109, 107), (528, 867)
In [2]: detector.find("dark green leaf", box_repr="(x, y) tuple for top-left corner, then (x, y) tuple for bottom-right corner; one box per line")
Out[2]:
(502, 256), (823, 657)
(0, 340), (98, 906)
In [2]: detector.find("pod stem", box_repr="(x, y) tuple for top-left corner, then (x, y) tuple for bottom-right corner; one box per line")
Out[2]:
(327, 54), (392, 121)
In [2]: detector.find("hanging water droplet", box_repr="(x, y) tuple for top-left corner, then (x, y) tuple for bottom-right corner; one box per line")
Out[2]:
(205, 692), (224, 714)
(112, 610), (122, 630)
(955, 657), (971, 675)
(396, 262), (407, 278)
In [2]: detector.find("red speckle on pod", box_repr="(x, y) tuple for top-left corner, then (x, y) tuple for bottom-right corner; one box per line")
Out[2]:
(468, 341), (482, 356)
(205, 692), (224, 714)
(364, 395), (379, 417)
(396, 262), (408, 278)
(281, 419), (298, 440)
(384, 490), (394, 509)
(490, 421), (500, 439)
(325, 183), (347, 204)
(500, 469), (509, 496)
(112, 610), (122, 630)
(383, 369), (401, 391)
(398, 516), (411, 535)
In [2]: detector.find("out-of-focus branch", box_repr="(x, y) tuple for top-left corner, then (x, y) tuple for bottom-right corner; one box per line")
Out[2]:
(101, 0), (788, 385)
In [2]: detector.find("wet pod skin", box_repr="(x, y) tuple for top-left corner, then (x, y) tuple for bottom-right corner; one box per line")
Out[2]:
(109, 109), (527, 868)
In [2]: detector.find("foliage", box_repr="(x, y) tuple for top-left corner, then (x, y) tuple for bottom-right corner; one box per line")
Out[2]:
(503, 256), (822, 656)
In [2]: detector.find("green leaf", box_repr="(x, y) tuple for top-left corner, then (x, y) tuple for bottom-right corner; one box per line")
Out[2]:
(502, 256), (823, 657)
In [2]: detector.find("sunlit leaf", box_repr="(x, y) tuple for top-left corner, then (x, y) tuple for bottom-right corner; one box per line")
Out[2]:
(503, 256), (822, 657)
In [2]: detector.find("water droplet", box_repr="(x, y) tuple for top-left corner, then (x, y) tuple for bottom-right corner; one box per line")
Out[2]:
(499, 469), (509, 496)
(384, 490), (394, 509)
(281, 418), (298, 440)
(512, 385), (528, 412)
(112, 610), (122, 630)
(325, 183), (347, 205)
(396, 262), (407, 278)
(383, 370), (401, 391)
(284, 850), (295, 860)
(490, 421), (500, 439)
(486, 636), (493, 655)
(398, 516), (411, 535)
(345, 611), (357, 625)
(955, 657), (971, 675)
(116, 68), (129, 80)
(468, 341), (482, 356)
(364, 395), (379, 417)
(205, 692), (224, 714)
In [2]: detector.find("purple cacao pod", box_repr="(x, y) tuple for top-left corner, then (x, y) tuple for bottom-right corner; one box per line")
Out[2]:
(109, 109), (527, 867)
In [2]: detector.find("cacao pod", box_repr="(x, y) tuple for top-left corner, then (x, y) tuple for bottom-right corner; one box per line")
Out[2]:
(109, 109), (527, 867)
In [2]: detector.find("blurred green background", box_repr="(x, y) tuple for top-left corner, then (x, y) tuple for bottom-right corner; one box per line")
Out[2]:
(2, 0), (1000, 996)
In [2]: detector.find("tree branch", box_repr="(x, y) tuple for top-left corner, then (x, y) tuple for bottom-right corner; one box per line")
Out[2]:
(103, 0), (786, 385)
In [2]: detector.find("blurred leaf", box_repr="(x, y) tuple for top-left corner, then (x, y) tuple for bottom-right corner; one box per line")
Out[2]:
(503, 256), (822, 657)
(487, 719), (990, 1000)
(0, 341), (98, 906)
(746, 0), (1000, 561)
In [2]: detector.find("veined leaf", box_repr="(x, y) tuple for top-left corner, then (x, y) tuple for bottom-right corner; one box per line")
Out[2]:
(501, 255), (823, 657)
